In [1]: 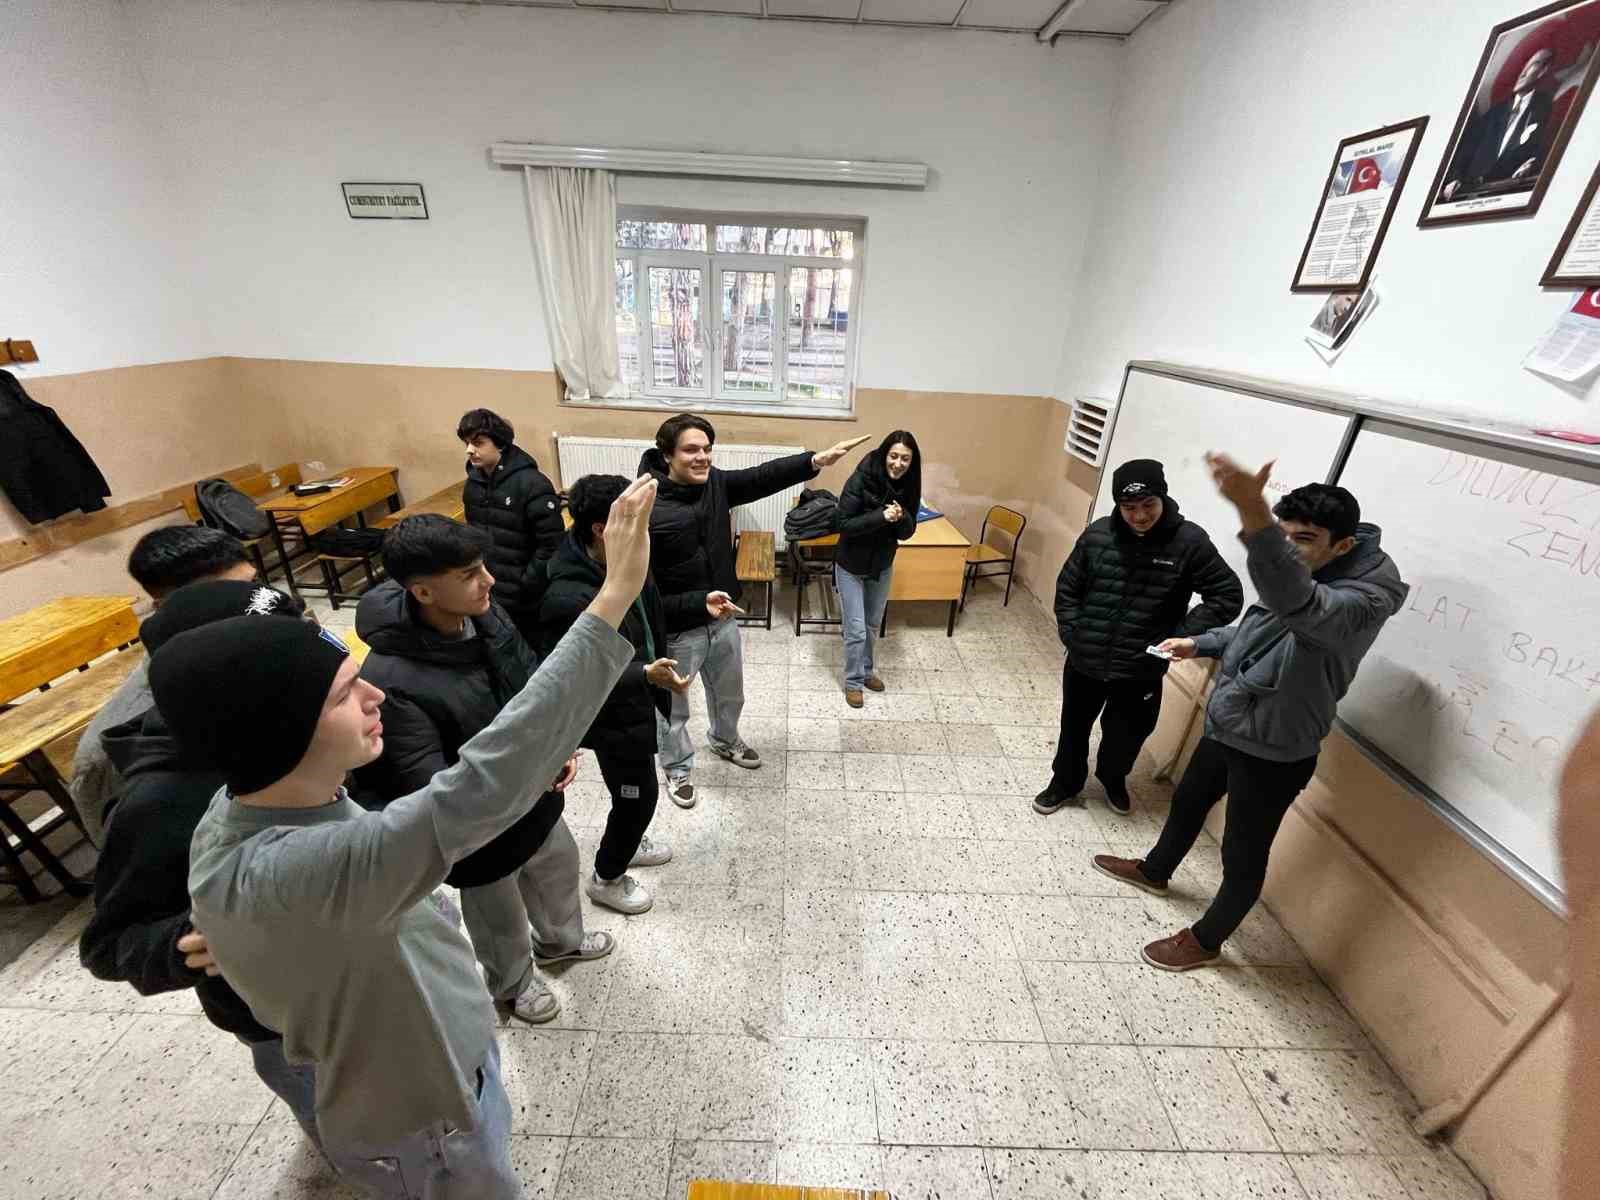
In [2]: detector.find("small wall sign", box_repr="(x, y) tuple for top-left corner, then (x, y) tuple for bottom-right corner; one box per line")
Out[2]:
(342, 182), (428, 220)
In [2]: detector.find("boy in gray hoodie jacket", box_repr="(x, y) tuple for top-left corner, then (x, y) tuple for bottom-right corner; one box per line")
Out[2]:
(153, 477), (657, 1198)
(1092, 454), (1405, 972)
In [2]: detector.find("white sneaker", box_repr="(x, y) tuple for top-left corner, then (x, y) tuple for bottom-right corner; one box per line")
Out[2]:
(629, 834), (673, 868)
(506, 984), (560, 1025)
(587, 871), (654, 915)
(668, 776), (696, 808)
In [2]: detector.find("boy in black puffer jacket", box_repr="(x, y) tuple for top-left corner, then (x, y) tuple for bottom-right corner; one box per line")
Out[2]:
(541, 475), (705, 915)
(354, 515), (610, 1028)
(458, 407), (565, 639)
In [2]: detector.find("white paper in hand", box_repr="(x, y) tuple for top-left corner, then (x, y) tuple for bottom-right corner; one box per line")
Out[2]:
(1145, 645), (1175, 660)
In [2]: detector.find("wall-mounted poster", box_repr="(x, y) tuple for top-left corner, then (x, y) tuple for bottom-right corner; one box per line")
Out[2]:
(1543, 161), (1600, 284)
(1291, 118), (1427, 293)
(1420, 0), (1600, 227)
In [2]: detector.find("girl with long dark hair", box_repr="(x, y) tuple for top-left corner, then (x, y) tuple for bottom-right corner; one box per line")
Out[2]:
(833, 430), (921, 706)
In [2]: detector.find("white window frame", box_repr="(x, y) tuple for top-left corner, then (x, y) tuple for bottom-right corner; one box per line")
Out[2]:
(597, 206), (865, 420)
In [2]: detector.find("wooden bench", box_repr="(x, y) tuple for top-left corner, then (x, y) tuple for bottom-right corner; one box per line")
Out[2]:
(0, 646), (145, 901)
(734, 531), (776, 631)
(376, 480), (466, 529)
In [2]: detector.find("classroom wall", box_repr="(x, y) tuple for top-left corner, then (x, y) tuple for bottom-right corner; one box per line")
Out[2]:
(1047, 3), (1587, 1196)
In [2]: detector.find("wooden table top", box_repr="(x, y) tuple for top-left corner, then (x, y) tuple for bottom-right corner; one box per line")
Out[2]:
(259, 466), (398, 514)
(0, 596), (140, 706)
(795, 515), (971, 550)
(0, 645), (146, 764)
(376, 481), (465, 529)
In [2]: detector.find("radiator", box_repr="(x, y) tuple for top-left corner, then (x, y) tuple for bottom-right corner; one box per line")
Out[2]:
(554, 435), (808, 546)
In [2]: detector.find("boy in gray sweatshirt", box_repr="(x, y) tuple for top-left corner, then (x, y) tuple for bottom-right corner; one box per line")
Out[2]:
(152, 477), (658, 1198)
(1092, 454), (1405, 972)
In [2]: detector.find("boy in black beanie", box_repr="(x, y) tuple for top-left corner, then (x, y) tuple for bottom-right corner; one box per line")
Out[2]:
(157, 477), (656, 1199)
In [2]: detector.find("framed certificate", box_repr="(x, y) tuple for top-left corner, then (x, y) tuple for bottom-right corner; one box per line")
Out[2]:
(1544, 161), (1600, 285)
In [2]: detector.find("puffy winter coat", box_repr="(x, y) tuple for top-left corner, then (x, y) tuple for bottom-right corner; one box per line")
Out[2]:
(835, 453), (917, 578)
(636, 446), (818, 622)
(1054, 497), (1243, 681)
(0, 370), (111, 523)
(539, 531), (685, 758)
(353, 580), (563, 887)
(462, 444), (565, 626)
(81, 707), (279, 1043)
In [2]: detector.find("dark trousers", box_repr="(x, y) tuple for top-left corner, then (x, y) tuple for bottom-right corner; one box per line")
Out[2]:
(593, 749), (659, 881)
(1141, 736), (1318, 950)
(1050, 664), (1164, 795)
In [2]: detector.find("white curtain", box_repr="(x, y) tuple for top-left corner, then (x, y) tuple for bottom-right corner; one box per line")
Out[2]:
(523, 167), (626, 400)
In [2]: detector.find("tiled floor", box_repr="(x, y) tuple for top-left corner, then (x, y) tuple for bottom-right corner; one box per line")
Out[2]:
(0, 586), (1489, 1199)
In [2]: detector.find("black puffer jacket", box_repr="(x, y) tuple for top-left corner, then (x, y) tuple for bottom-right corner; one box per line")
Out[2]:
(539, 531), (676, 758)
(1054, 498), (1243, 681)
(462, 444), (565, 626)
(835, 452), (917, 578)
(637, 446), (818, 622)
(81, 707), (278, 1044)
(353, 580), (563, 888)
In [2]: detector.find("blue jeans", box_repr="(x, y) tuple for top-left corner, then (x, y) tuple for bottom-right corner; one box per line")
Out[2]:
(325, 1040), (520, 1199)
(836, 564), (892, 691)
(245, 1036), (321, 1148)
(658, 617), (745, 779)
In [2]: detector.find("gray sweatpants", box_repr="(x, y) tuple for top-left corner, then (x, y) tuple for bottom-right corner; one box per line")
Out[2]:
(459, 817), (585, 1001)
(657, 616), (745, 780)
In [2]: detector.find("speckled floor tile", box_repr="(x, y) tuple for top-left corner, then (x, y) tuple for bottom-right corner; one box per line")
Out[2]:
(1141, 1046), (1277, 1151)
(1232, 1049), (1429, 1155)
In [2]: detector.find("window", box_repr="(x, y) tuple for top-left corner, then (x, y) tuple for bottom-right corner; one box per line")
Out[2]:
(610, 209), (863, 414)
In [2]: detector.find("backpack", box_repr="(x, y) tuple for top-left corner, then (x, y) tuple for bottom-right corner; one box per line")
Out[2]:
(194, 478), (272, 540)
(784, 487), (840, 542)
(311, 527), (385, 557)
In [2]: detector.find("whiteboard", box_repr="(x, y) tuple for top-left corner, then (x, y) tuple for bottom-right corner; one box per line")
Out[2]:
(1334, 421), (1600, 908)
(1094, 368), (1358, 610)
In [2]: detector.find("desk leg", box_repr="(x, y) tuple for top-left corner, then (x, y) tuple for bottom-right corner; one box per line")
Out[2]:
(0, 771), (90, 898)
(0, 815), (43, 903)
(879, 604), (888, 639)
(946, 600), (957, 637)
(387, 492), (403, 513)
(272, 520), (302, 604)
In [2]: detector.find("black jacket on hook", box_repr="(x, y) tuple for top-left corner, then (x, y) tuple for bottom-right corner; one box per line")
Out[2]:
(0, 371), (111, 523)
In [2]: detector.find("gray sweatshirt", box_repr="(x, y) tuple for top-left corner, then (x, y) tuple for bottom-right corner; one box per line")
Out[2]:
(1192, 522), (1405, 763)
(70, 660), (154, 847)
(187, 612), (631, 1147)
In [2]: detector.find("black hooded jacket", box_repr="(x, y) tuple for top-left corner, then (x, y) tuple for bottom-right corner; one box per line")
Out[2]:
(539, 531), (675, 758)
(79, 707), (278, 1043)
(636, 446), (818, 622)
(835, 452), (918, 578)
(462, 444), (565, 624)
(1054, 497), (1244, 681)
(0, 371), (111, 523)
(353, 580), (563, 887)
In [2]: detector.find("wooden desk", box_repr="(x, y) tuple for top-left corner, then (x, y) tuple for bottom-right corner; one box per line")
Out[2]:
(260, 467), (401, 602)
(376, 480), (465, 529)
(0, 596), (140, 706)
(792, 516), (971, 637)
(0, 647), (144, 900)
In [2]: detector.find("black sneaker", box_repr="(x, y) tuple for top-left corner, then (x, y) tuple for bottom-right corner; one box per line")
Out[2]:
(1098, 775), (1133, 815)
(1033, 785), (1084, 815)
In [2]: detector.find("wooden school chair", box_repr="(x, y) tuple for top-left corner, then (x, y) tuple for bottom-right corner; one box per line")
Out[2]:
(734, 531), (776, 630)
(961, 504), (1026, 609)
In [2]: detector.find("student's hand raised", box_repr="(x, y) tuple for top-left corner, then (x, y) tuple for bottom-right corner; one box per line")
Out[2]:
(590, 476), (657, 629)
(177, 928), (222, 978)
(645, 658), (693, 693)
(812, 434), (872, 470)
(706, 591), (745, 621)
(1205, 452), (1273, 507)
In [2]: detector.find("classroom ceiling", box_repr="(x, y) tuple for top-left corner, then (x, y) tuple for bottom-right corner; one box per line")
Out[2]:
(388, 0), (1171, 40)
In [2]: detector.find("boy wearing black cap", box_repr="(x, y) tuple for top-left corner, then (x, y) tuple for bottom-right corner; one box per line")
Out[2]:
(79, 581), (320, 1143)
(158, 477), (656, 1199)
(1041, 458), (1243, 816)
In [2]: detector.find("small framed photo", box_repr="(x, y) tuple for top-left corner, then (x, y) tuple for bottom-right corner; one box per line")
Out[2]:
(342, 182), (429, 220)
(1420, 0), (1600, 227)
(1543, 161), (1600, 285)
(1291, 118), (1428, 293)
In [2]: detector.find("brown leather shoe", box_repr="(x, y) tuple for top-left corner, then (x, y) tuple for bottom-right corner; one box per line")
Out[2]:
(1142, 927), (1220, 972)
(1090, 854), (1168, 896)
(845, 689), (864, 708)
(864, 675), (886, 692)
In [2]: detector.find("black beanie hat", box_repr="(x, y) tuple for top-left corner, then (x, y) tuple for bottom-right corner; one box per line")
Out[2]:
(150, 616), (351, 795)
(141, 580), (304, 654)
(1112, 458), (1168, 502)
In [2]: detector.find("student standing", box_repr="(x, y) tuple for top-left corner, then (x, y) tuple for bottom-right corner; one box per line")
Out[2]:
(639, 414), (868, 807)
(1094, 457), (1404, 971)
(163, 475), (655, 1199)
(459, 407), (565, 638)
(542, 474), (699, 915)
(79, 581), (319, 1143)
(834, 431), (920, 708)
(71, 525), (260, 845)
(354, 515), (606, 1027)
(1040, 458), (1242, 816)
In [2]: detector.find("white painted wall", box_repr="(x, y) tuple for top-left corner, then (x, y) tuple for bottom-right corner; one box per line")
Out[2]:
(1055, 0), (1600, 433)
(118, 0), (1118, 396)
(1, 0), (210, 377)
